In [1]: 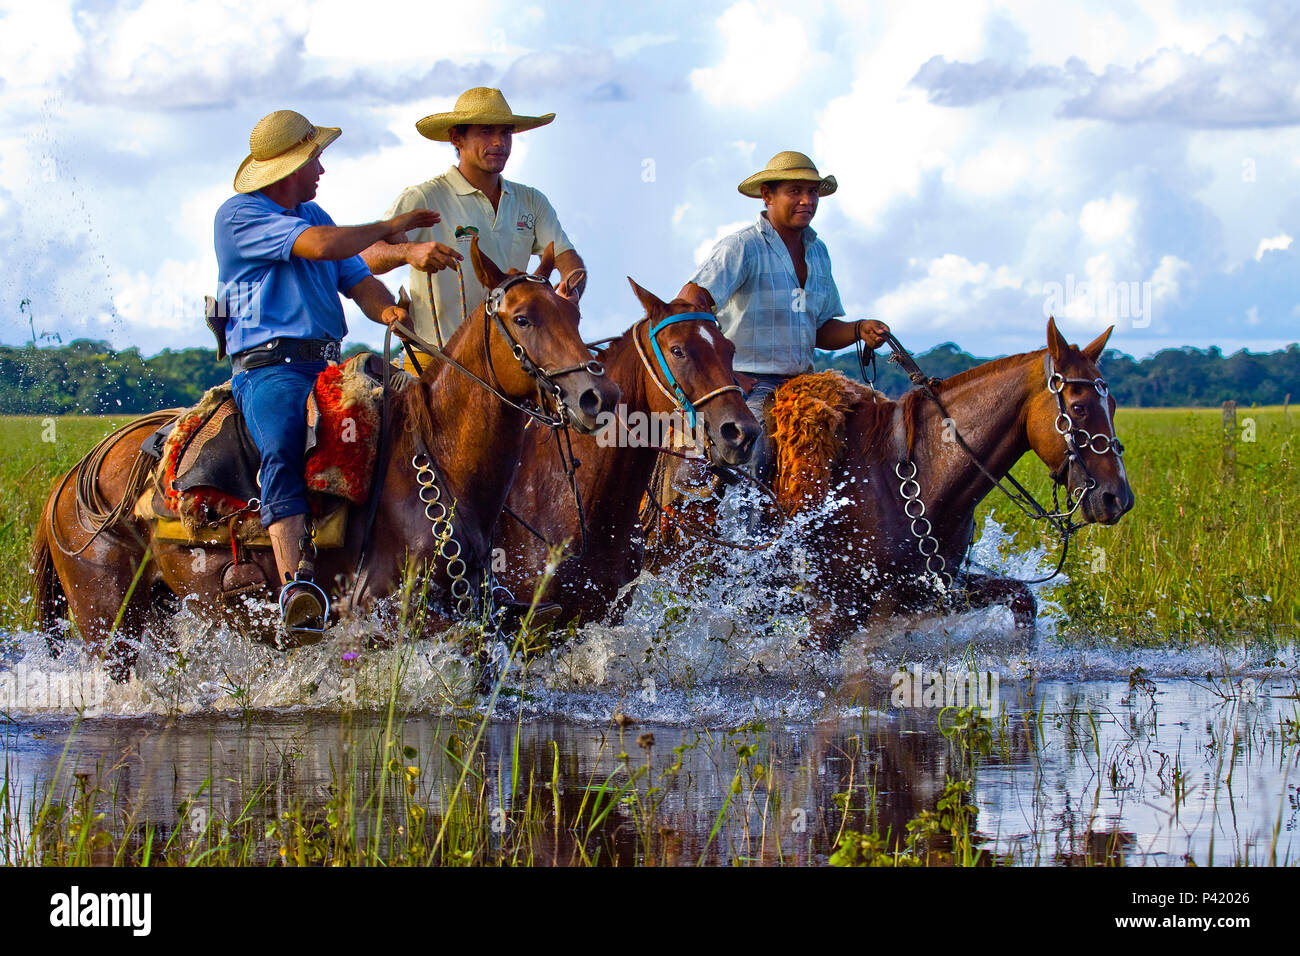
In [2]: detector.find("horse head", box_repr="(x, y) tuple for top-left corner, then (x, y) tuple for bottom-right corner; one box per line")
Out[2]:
(468, 236), (620, 433)
(627, 278), (760, 466)
(1026, 317), (1135, 525)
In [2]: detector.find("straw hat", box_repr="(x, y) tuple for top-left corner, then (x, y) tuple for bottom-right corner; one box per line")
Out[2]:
(415, 87), (555, 142)
(234, 110), (340, 194)
(737, 150), (838, 198)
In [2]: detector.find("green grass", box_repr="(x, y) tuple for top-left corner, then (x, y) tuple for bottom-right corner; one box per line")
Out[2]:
(0, 416), (135, 632)
(972, 405), (1297, 645)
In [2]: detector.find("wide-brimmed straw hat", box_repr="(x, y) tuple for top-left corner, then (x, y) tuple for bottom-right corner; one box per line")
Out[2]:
(415, 87), (555, 142)
(234, 110), (340, 194)
(738, 150), (838, 198)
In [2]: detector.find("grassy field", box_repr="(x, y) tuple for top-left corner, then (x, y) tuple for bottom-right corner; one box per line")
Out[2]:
(974, 404), (1297, 646)
(0, 406), (1295, 644)
(0, 416), (136, 632)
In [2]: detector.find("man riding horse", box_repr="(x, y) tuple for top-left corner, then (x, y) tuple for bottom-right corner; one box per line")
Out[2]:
(677, 151), (891, 493)
(216, 109), (438, 635)
(361, 87), (587, 358)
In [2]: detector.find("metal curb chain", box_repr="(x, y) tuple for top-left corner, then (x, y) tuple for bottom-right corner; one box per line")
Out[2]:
(412, 451), (473, 618)
(894, 460), (953, 591)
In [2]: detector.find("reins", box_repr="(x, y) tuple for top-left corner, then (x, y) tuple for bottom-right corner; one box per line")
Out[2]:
(864, 333), (1124, 587)
(359, 264), (602, 604)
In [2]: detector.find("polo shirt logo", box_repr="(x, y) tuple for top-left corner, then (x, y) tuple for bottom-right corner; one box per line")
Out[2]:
(454, 225), (479, 242)
(515, 213), (535, 230)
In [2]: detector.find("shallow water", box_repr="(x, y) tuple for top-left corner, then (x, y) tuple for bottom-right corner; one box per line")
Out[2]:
(3, 677), (1296, 865)
(3, 510), (1297, 865)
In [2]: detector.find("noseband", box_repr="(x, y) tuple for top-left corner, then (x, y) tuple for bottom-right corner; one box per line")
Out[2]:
(634, 311), (743, 430)
(1043, 353), (1125, 486)
(483, 272), (605, 425)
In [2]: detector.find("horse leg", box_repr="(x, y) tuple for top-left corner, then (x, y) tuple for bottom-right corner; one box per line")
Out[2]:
(955, 572), (1037, 630)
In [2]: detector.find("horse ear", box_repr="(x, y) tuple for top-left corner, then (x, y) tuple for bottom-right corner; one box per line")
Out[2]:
(1081, 325), (1114, 364)
(470, 235), (506, 291)
(627, 277), (667, 319)
(1046, 315), (1070, 363)
(533, 241), (556, 281)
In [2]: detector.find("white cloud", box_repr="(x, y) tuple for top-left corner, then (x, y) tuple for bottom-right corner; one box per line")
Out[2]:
(694, 220), (749, 266)
(873, 253), (1023, 329)
(1255, 233), (1293, 260)
(690, 2), (831, 109)
(1079, 193), (1136, 244)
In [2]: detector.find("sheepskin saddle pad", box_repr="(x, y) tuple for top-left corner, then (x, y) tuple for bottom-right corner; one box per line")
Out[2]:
(140, 353), (391, 539)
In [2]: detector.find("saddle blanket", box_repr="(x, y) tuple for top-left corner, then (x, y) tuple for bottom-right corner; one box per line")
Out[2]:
(140, 353), (394, 542)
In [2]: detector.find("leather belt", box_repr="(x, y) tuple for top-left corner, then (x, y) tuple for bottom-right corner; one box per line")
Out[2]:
(230, 338), (341, 374)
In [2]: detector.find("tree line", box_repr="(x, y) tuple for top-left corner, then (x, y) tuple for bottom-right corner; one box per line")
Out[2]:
(0, 338), (1295, 414)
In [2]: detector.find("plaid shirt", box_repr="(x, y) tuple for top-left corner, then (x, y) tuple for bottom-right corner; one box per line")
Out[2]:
(690, 213), (844, 375)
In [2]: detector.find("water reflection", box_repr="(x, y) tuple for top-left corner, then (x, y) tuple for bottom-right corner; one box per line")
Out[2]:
(3, 678), (1295, 866)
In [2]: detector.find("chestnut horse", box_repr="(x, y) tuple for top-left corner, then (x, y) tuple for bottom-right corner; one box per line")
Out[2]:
(492, 280), (760, 622)
(652, 317), (1134, 649)
(30, 239), (619, 672)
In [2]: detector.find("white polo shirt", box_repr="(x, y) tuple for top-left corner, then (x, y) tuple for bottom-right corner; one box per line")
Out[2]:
(382, 165), (574, 343)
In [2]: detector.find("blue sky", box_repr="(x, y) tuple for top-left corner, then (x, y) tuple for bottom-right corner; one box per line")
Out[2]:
(1, 0), (1297, 360)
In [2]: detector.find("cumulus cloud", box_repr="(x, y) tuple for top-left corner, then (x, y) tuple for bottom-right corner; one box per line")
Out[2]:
(1255, 233), (1293, 260)
(690, 1), (831, 109)
(912, 18), (1300, 129)
(909, 54), (1084, 107)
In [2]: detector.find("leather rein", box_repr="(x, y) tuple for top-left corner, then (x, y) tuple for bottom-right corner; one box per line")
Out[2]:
(865, 332), (1125, 586)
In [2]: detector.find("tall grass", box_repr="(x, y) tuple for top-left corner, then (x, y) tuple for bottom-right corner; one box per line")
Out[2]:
(973, 405), (1297, 644)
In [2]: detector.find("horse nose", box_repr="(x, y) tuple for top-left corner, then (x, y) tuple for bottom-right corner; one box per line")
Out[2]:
(579, 381), (621, 419)
(719, 419), (760, 462)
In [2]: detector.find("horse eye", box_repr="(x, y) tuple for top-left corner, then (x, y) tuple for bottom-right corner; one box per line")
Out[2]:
(513, 314), (530, 327)
(1071, 402), (1087, 416)
(670, 346), (685, 359)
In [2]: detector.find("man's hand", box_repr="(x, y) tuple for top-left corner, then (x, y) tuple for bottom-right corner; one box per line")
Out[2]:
(380, 304), (410, 329)
(856, 319), (890, 350)
(405, 241), (463, 273)
(386, 209), (441, 239)
(557, 268), (587, 304)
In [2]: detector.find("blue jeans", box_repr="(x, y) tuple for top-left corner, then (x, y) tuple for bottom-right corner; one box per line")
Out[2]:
(741, 373), (793, 485)
(231, 361), (326, 528)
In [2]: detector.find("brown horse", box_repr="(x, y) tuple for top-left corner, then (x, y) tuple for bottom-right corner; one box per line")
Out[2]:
(652, 317), (1134, 649)
(492, 280), (760, 622)
(31, 239), (620, 673)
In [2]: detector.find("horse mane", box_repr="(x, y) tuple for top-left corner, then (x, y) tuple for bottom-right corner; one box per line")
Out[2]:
(928, 348), (1044, 395)
(392, 376), (437, 460)
(771, 371), (899, 511)
(770, 352), (1047, 513)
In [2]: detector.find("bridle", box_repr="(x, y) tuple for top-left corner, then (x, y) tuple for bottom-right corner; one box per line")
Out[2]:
(481, 272), (606, 426)
(1043, 352), (1125, 484)
(357, 270), (608, 620)
(632, 311), (744, 434)
(875, 334), (1126, 588)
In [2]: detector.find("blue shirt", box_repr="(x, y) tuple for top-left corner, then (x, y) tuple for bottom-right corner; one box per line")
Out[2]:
(214, 192), (371, 355)
(690, 213), (845, 375)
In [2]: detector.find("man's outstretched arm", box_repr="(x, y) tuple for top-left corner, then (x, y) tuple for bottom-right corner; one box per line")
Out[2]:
(347, 275), (410, 329)
(294, 209), (440, 261)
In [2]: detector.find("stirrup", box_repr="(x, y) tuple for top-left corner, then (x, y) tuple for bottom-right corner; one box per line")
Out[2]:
(278, 578), (330, 637)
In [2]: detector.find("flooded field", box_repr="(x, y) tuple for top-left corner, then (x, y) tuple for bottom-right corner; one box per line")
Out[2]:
(4, 559), (1297, 869)
(1, 409), (1295, 866)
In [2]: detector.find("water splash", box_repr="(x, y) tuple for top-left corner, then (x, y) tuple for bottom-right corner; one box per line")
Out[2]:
(3, 507), (1294, 724)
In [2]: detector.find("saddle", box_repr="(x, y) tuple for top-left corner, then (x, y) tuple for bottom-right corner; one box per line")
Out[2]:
(136, 353), (400, 547)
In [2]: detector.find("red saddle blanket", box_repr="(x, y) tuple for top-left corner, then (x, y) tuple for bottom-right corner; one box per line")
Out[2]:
(156, 355), (384, 534)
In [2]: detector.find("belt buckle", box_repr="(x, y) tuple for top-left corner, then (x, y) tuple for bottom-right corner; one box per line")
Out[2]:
(323, 341), (340, 363)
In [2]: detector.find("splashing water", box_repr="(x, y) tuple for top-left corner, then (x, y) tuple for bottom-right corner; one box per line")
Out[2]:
(1, 500), (1293, 724)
